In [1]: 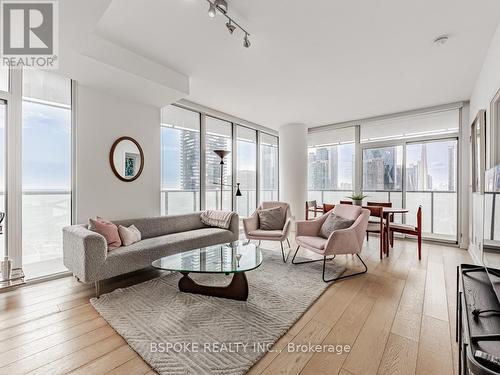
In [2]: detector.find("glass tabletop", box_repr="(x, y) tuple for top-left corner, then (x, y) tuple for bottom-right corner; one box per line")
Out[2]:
(151, 241), (263, 274)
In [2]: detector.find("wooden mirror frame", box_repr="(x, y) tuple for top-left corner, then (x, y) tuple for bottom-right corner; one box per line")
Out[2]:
(109, 136), (144, 182)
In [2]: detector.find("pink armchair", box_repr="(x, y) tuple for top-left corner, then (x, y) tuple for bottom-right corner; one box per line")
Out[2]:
(293, 204), (370, 282)
(243, 201), (293, 262)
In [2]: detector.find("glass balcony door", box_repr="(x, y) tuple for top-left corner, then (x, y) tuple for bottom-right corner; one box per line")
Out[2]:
(406, 139), (458, 239)
(205, 117), (233, 211)
(361, 138), (458, 241)
(161, 106), (201, 215)
(259, 133), (279, 202)
(22, 70), (72, 278)
(236, 126), (257, 217)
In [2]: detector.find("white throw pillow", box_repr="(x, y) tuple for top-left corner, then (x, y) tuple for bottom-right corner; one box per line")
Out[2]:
(118, 224), (142, 246)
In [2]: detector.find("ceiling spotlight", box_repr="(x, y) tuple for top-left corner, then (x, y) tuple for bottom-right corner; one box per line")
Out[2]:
(214, 0), (228, 14)
(433, 35), (449, 46)
(226, 20), (236, 34)
(243, 34), (251, 48)
(208, 2), (216, 18)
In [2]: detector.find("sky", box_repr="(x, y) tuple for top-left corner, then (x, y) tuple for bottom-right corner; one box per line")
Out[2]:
(0, 101), (72, 191)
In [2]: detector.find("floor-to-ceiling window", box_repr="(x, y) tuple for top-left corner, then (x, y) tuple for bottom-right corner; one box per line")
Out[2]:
(307, 126), (355, 204)
(236, 125), (257, 217)
(362, 145), (404, 209)
(0, 67), (8, 92)
(161, 106), (201, 215)
(308, 107), (461, 242)
(22, 70), (72, 278)
(406, 139), (458, 239)
(0, 100), (6, 258)
(206, 116), (233, 210)
(360, 109), (459, 240)
(160, 105), (279, 214)
(260, 133), (279, 202)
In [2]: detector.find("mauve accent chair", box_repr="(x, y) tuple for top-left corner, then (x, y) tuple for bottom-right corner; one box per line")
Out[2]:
(293, 204), (370, 282)
(243, 201), (293, 262)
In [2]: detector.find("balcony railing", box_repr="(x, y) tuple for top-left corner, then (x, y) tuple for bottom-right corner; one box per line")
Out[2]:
(160, 189), (279, 217)
(0, 190), (71, 266)
(308, 189), (458, 241)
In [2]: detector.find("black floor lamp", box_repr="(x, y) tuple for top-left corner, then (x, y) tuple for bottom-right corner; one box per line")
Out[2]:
(213, 150), (242, 210)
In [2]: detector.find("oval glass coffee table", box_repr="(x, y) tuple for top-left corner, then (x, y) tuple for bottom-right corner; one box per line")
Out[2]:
(152, 241), (263, 301)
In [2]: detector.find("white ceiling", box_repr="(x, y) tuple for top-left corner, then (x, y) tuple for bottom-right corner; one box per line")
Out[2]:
(93, 0), (500, 129)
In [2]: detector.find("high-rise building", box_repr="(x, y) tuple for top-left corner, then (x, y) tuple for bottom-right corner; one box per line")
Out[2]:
(179, 130), (200, 190)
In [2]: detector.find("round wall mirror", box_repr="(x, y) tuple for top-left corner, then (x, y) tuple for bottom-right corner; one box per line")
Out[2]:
(109, 137), (144, 182)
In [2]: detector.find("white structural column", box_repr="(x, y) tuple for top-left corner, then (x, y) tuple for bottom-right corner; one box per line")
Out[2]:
(279, 123), (308, 221)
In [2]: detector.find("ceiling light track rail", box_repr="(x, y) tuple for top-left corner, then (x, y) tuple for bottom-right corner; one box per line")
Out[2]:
(204, 0), (252, 48)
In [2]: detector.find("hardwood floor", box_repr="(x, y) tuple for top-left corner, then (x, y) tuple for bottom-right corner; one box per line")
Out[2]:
(0, 237), (470, 375)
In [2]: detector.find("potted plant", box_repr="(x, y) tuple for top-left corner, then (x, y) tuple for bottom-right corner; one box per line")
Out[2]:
(346, 193), (368, 206)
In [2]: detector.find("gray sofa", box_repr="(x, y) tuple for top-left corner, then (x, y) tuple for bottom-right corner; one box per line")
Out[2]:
(63, 212), (239, 293)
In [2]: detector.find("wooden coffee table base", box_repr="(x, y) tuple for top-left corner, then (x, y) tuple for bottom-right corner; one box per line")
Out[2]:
(178, 272), (249, 301)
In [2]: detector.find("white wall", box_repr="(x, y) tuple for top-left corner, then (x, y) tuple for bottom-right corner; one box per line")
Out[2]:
(470, 21), (500, 168)
(279, 124), (308, 221)
(75, 85), (161, 223)
(468, 21), (500, 262)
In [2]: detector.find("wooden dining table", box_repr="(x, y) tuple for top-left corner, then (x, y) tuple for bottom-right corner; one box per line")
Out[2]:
(381, 207), (409, 256)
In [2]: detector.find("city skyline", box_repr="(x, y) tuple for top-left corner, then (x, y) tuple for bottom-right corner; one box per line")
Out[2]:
(162, 126), (278, 192)
(309, 140), (457, 192)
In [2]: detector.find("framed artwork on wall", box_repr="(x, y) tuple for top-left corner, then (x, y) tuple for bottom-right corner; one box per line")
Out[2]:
(471, 109), (486, 193)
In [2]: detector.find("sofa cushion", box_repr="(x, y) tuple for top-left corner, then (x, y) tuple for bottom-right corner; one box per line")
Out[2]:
(318, 214), (355, 239)
(89, 218), (122, 250)
(258, 207), (285, 230)
(118, 225), (142, 246)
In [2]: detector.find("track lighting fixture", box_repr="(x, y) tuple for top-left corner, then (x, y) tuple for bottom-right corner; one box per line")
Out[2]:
(226, 20), (236, 34)
(243, 33), (251, 48)
(208, 3), (216, 18)
(214, 0), (228, 14)
(203, 0), (252, 48)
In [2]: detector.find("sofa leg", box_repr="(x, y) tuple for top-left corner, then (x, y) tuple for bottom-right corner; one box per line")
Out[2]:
(322, 254), (367, 283)
(280, 242), (291, 263)
(291, 246), (335, 265)
(258, 240), (261, 247)
(95, 281), (100, 298)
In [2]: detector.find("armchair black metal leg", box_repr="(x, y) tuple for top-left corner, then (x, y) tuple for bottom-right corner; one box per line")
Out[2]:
(280, 241), (291, 263)
(291, 246), (335, 265)
(244, 239), (251, 245)
(322, 254), (367, 283)
(286, 238), (291, 248)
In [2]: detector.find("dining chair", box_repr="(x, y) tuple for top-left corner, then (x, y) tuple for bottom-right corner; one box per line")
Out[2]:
(323, 203), (335, 214)
(365, 206), (385, 259)
(366, 201), (393, 245)
(305, 200), (323, 220)
(389, 206), (422, 260)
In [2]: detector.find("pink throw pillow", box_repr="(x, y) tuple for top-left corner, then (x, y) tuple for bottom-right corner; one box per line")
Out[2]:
(118, 225), (142, 246)
(89, 217), (122, 250)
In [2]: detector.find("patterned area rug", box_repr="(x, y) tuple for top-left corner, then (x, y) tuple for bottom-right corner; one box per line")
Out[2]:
(91, 248), (345, 375)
